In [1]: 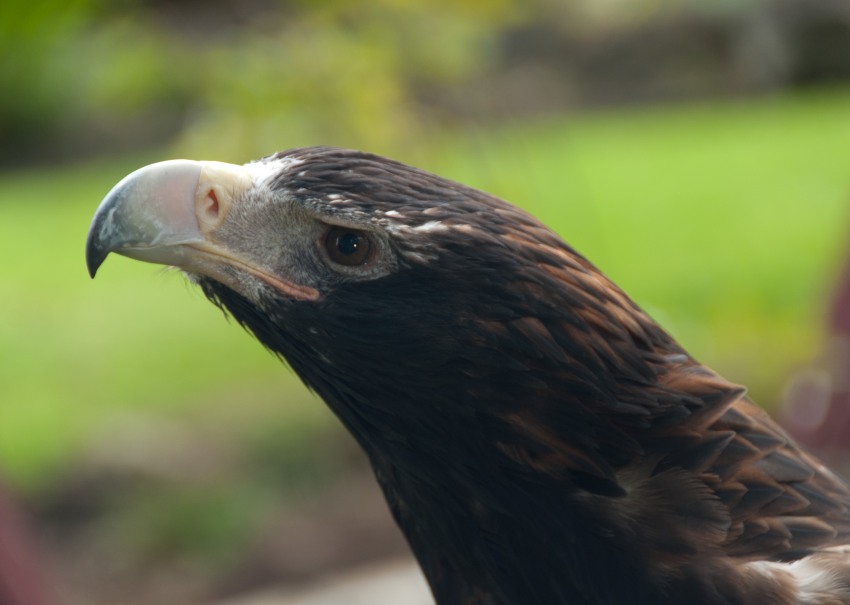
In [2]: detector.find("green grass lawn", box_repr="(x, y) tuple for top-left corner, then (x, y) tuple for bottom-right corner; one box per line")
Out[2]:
(2, 88), (850, 490)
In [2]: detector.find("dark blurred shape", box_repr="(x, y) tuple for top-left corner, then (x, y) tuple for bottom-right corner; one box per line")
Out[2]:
(0, 484), (52, 605)
(492, 0), (850, 111)
(783, 0), (850, 86)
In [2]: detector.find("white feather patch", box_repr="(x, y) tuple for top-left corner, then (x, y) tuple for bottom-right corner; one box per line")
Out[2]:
(743, 549), (850, 604)
(412, 220), (448, 233)
(246, 156), (305, 183)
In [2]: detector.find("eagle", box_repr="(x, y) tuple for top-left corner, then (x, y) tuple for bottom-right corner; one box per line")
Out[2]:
(86, 147), (850, 605)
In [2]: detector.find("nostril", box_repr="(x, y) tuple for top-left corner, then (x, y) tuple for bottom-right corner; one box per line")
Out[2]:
(202, 188), (220, 222)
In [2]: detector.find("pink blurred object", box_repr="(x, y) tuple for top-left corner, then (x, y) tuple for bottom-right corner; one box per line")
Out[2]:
(783, 246), (850, 457)
(0, 484), (52, 605)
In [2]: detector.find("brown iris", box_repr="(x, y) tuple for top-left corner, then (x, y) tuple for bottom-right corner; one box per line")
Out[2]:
(324, 226), (374, 266)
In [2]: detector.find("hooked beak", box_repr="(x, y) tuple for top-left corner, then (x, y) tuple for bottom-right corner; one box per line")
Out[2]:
(85, 159), (320, 301)
(85, 160), (253, 277)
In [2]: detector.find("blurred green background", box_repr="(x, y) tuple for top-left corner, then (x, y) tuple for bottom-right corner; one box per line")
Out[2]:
(3, 0), (850, 603)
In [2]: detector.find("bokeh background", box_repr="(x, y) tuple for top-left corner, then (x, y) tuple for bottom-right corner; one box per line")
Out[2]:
(3, 0), (850, 603)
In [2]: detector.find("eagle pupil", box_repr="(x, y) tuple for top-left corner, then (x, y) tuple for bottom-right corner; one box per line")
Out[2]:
(337, 233), (360, 256)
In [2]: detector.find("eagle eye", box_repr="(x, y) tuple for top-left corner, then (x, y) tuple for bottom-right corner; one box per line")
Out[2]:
(324, 226), (374, 267)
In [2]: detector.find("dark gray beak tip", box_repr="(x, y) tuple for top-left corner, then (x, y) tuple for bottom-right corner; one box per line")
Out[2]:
(85, 212), (109, 278)
(85, 239), (106, 278)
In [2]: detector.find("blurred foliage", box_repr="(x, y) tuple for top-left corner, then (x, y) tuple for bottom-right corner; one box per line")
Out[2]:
(1, 0), (188, 161)
(7, 0), (850, 165)
(0, 0), (527, 163)
(175, 0), (521, 159)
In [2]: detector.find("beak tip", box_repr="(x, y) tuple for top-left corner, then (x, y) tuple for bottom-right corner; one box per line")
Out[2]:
(86, 249), (103, 279)
(85, 227), (107, 279)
